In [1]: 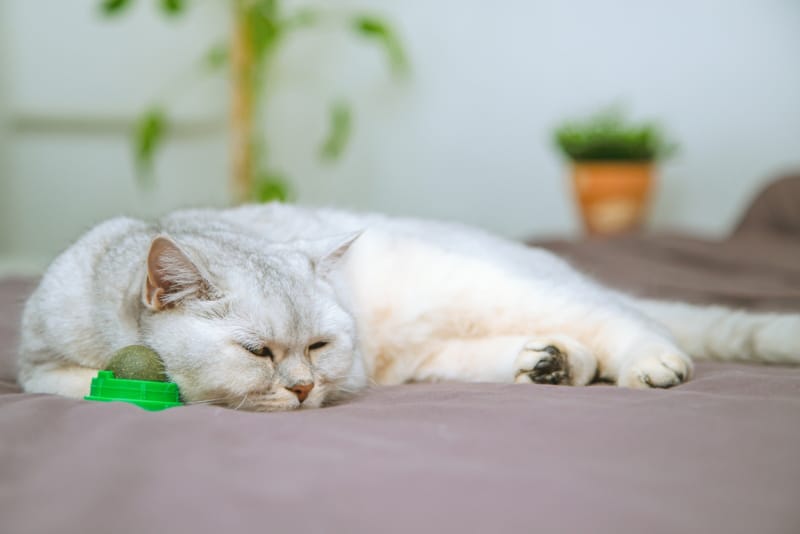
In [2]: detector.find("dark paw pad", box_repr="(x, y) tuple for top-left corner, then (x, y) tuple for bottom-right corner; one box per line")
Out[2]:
(525, 345), (569, 385)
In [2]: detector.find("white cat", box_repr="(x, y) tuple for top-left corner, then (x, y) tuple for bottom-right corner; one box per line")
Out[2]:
(17, 203), (800, 411)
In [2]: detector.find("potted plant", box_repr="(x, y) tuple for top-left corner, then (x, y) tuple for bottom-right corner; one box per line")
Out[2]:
(554, 107), (676, 235)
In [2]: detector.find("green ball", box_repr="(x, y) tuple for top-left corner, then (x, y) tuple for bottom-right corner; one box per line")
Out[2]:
(106, 345), (168, 382)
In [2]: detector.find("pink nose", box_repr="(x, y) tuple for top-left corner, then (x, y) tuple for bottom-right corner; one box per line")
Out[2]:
(286, 382), (314, 403)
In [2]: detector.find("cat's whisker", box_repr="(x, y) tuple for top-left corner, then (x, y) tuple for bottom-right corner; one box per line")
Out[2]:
(183, 396), (239, 406)
(323, 371), (373, 381)
(331, 382), (365, 390)
(328, 385), (365, 395)
(234, 394), (249, 411)
(324, 374), (378, 388)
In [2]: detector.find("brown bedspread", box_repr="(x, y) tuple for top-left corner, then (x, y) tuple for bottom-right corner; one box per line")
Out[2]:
(1, 175), (799, 534)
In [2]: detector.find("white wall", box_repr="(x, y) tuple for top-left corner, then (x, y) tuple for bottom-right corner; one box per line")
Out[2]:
(1, 0), (799, 274)
(0, 0), (231, 273)
(274, 0), (800, 236)
(0, 0), (11, 266)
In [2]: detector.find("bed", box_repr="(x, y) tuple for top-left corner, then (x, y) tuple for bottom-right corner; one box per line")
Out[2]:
(1, 175), (799, 534)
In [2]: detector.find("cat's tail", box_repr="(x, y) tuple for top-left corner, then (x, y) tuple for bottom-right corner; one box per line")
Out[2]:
(630, 298), (800, 363)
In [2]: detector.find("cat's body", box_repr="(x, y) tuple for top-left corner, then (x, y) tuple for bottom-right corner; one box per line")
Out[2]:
(18, 203), (800, 410)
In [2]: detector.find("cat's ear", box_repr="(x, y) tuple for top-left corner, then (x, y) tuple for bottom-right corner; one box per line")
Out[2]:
(312, 231), (362, 276)
(144, 236), (214, 311)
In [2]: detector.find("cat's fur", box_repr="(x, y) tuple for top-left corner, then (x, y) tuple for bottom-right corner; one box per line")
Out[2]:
(17, 203), (800, 410)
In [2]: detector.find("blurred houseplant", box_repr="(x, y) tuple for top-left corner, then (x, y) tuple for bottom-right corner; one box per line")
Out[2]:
(554, 107), (676, 235)
(101, 0), (407, 203)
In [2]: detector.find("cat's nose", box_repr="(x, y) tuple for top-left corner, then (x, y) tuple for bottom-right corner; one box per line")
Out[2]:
(286, 382), (314, 403)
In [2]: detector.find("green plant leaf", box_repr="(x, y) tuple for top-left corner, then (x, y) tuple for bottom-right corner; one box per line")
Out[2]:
(100, 0), (133, 15)
(254, 172), (291, 203)
(160, 0), (185, 16)
(134, 108), (168, 182)
(319, 101), (353, 161)
(254, 0), (278, 17)
(247, 2), (282, 62)
(352, 16), (408, 76)
(553, 106), (677, 162)
(203, 43), (228, 71)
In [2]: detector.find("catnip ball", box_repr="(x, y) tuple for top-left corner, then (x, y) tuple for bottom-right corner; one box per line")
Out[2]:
(106, 345), (168, 382)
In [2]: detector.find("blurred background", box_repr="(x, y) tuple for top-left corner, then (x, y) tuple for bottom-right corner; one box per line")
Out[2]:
(1, 0), (799, 275)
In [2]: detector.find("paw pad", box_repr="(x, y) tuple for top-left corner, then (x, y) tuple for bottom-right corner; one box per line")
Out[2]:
(516, 344), (569, 385)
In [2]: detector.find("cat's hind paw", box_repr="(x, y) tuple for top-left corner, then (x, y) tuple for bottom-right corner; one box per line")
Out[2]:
(617, 351), (693, 389)
(514, 337), (596, 386)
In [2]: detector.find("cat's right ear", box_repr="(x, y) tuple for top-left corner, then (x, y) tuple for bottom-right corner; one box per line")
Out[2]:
(312, 231), (363, 277)
(144, 236), (213, 311)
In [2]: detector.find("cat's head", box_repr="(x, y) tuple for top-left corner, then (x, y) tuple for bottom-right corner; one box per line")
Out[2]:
(137, 233), (365, 411)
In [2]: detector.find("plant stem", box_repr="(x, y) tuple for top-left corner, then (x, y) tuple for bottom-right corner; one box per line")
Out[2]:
(230, 1), (255, 204)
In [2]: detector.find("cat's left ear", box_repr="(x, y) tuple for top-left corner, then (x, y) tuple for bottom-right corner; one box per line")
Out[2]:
(312, 231), (363, 276)
(144, 236), (216, 311)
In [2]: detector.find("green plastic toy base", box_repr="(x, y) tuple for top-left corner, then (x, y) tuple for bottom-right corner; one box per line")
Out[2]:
(85, 370), (183, 411)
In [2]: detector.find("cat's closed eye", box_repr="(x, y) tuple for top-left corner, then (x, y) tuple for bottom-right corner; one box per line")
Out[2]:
(308, 341), (328, 351)
(247, 345), (274, 359)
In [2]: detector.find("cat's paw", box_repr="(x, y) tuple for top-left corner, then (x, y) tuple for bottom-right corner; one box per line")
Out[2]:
(617, 351), (693, 389)
(515, 344), (568, 384)
(514, 336), (596, 386)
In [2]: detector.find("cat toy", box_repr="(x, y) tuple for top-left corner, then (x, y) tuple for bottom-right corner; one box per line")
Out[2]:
(84, 345), (183, 411)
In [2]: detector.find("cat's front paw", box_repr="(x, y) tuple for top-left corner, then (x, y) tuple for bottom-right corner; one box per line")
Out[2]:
(514, 336), (596, 386)
(617, 351), (693, 389)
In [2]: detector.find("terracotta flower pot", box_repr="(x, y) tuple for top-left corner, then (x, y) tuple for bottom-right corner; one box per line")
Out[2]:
(571, 161), (655, 235)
